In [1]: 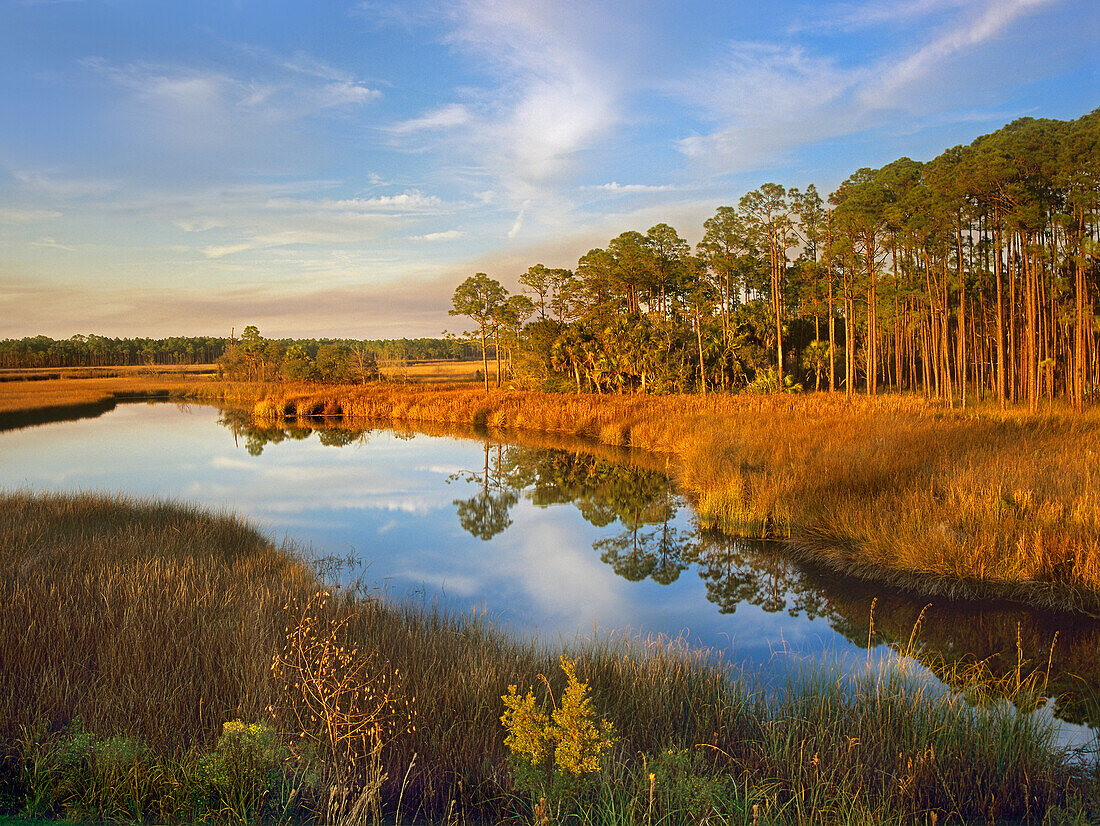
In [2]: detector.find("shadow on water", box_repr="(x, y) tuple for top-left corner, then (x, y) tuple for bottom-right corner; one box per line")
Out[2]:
(219, 409), (1100, 732)
(0, 391), (174, 433)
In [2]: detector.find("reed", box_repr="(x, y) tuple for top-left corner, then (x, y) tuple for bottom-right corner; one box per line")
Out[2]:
(185, 382), (1100, 614)
(2, 491), (1096, 824)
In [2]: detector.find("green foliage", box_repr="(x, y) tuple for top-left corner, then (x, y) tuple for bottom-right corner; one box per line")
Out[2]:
(501, 656), (616, 809)
(744, 367), (802, 394)
(801, 340), (831, 390)
(13, 718), (293, 825)
(207, 721), (287, 824)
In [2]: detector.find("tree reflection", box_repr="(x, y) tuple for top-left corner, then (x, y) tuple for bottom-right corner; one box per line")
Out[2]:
(450, 441), (518, 541)
(217, 409), (371, 455)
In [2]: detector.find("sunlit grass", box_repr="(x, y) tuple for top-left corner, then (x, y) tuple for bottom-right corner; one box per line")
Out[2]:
(0, 367), (215, 419)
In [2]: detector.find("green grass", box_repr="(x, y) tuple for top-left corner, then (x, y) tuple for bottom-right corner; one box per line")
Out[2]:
(1, 490), (1098, 824)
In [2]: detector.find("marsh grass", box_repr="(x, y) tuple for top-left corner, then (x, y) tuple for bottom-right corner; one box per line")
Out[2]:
(2, 490), (1098, 823)
(0, 369), (212, 428)
(186, 382), (1100, 614)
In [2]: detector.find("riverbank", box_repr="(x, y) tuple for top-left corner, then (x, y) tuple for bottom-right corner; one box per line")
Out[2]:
(0, 366), (214, 430)
(185, 381), (1100, 617)
(2, 490), (1096, 824)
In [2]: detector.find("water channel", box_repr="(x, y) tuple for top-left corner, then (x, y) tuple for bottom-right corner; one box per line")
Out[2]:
(2, 401), (1098, 747)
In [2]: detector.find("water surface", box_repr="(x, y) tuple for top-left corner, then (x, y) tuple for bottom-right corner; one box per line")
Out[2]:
(2, 402), (1098, 745)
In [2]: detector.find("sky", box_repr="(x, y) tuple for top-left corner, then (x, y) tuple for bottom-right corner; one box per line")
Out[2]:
(0, 0), (1097, 340)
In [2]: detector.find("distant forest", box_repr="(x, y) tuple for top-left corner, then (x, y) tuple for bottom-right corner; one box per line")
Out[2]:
(0, 334), (476, 371)
(451, 110), (1098, 409)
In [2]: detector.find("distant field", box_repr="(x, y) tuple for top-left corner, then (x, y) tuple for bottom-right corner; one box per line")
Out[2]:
(0, 360), (482, 417)
(0, 363), (217, 382)
(380, 358), (482, 383)
(0, 366), (216, 417)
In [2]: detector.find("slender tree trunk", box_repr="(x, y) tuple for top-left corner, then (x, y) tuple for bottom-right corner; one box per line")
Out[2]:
(994, 222), (1006, 408)
(1075, 216), (1087, 411)
(494, 331), (502, 388)
(480, 329), (490, 394)
(696, 314), (707, 395)
(956, 220), (967, 409)
(828, 264), (836, 392)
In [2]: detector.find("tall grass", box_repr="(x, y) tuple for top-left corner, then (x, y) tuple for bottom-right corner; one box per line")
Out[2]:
(2, 490), (1097, 823)
(186, 382), (1100, 614)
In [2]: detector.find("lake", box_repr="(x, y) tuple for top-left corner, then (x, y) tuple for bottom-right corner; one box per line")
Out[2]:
(3, 400), (1098, 746)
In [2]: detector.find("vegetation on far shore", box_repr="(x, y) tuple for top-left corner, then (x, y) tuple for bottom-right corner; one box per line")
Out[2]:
(2, 490), (1098, 825)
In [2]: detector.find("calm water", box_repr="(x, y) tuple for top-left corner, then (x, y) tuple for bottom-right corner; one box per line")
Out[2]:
(3, 401), (1098, 746)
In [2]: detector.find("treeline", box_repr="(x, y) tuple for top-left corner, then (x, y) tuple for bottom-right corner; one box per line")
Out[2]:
(0, 335), (227, 368)
(216, 326), (478, 383)
(0, 334), (474, 371)
(452, 109), (1099, 408)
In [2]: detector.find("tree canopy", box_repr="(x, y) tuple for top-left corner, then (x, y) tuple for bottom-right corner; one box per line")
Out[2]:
(455, 108), (1098, 409)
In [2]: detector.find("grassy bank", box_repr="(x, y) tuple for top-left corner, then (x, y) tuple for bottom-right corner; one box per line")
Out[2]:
(186, 382), (1100, 616)
(1, 490), (1097, 824)
(0, 367), (215, 430)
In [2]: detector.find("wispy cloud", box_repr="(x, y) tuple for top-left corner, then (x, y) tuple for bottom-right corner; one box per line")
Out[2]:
(81, 51), (380, 149)
(859, 0), (1056, 108)
(676, 0), (1057, 171)
(0, 208), (64, 224)
(792, 0), (971, 33)
(676, 42), (853, 168)
(507, 201), (530, 239)
(411, 229), (463, 242)
(12, 170), (119, 199)
(392, 103), (471, 133)
(265, 191), (442, 212)
(29, 236), (75, 251)
(441, 1), (639, 194)
(589, 182), (677, 194)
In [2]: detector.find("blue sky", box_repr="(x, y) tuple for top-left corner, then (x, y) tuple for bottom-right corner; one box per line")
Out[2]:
(1, 0), (1097, 339)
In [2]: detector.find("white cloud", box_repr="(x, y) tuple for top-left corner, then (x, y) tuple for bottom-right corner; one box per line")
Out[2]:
(675, 0), (1056, 171)
(676, 42), (854, 168)
(441, 0), (637, 193)
(507, 201), (530, 239)
(30, 236), (75, 251)
(793, 0), (971, 33)
(174, 218), (224, 233)
(202, 242), (257, 259)
(411, 229), (464, 242)
(12, 170), (119, 199)
(591, 182), (676, 194)
(392, 103), (472, 133)
(81, 51), (380, 146)
(859, 0), (1056, 108)
(265, 191), (442, 212)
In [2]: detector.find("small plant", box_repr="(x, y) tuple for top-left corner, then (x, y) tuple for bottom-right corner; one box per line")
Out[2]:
(271, 591), (413, 826)
(15, 720), (158, 822)
(743, 367), (802, 394)
(206, 720), (287, 824)
(501, 656), (616, 815)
